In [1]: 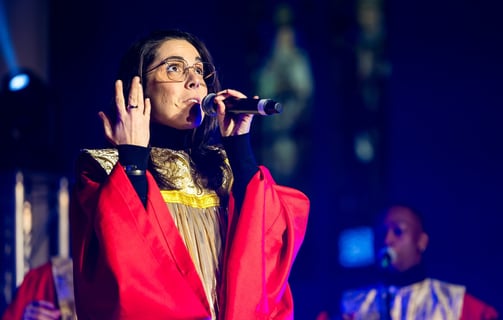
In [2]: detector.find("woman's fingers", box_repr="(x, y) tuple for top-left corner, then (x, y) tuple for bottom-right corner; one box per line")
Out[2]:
(216, 88), (246, 99)
(115, 79), (126, 114)
(23, 300), (61, 320)
(98, 111), (115, 145)
(128, 76), (141, 109)
(105, 76), (150, 146)
(215, 88), (254, 137)
(144, 97), (151, 118)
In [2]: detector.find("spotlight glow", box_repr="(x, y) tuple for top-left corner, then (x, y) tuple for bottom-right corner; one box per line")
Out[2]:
(338, 226), (375, 268)
(8, 73), (30, 91)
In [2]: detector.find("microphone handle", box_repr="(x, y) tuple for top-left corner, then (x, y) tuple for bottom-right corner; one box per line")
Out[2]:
(225, 98), (283, 115)
(380, 254), (391, 269)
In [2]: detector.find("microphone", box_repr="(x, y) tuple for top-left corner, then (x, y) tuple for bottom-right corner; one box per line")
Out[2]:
(378, 247), (397, 269)
(201, 93), (283, 117)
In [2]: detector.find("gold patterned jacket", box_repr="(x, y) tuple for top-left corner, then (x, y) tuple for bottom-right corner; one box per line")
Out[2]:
(81, 146), (231, 319)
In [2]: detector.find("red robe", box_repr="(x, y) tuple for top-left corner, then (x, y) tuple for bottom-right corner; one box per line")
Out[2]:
(460, 293), (499, 320)
(1, 263), (57, 320)
(71, 160), (309, 320)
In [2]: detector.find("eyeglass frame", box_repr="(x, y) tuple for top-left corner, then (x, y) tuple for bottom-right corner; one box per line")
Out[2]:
(143, 57), (216, 86)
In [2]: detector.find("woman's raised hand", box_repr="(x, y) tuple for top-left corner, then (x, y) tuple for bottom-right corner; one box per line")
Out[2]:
(99, 76), (151, 147)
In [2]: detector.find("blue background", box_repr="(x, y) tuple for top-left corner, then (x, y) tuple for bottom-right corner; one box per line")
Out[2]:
(2, 0), (503, 318)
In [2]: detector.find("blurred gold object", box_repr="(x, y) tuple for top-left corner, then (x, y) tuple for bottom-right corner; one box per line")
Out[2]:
(51, 256), (77, 319)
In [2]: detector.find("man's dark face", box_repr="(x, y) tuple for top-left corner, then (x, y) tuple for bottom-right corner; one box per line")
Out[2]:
(376, 206), (428, 272)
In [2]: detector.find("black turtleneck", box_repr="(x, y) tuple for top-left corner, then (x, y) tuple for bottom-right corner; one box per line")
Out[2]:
(118, 124), (193, 206)
(149, 122), (193, 150)
(380, 262), (428, 288)
(118, 122), (258, 208)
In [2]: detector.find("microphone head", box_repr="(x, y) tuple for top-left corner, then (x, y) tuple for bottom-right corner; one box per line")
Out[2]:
(201, 93), (217, 117)
(378, 247), (397, 269)
(263, 100), (283, 115)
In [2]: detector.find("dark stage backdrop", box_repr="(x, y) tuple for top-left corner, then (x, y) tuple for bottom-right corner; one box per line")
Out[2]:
(385, 0), (503, 316)
(4, 0), (502, 318)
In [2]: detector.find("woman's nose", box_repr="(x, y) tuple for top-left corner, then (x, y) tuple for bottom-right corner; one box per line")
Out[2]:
(186, 69), (201, 88)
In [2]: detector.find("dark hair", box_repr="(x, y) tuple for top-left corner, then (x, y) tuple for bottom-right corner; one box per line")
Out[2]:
(113, 29), (222, 149)
(113, 29), (228, 192)
(374, 202), (427, 232)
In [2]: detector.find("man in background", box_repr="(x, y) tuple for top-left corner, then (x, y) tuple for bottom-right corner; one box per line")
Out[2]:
(328, 204), (498, 320)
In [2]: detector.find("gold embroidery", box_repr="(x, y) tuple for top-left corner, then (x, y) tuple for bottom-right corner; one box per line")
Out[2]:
(83, 146), (232, 320)
(161, 190), (220, 208)
(82, 148), (118, 174)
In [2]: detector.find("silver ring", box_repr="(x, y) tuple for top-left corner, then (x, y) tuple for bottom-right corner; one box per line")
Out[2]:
(127, 105), (138, 110)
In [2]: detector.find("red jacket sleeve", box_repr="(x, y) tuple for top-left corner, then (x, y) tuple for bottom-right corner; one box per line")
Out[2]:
(460, 293), (499, 320)
(1, 262), (57, 320)
(220, 166), (310, 320)
(72, 154), (309, 320)
(71, 161), (211, 319)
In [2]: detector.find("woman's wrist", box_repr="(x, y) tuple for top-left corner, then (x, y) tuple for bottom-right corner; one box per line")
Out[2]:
(122, 164), (146, 176)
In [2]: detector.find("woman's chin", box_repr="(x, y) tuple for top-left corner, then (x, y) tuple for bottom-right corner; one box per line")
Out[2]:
(186, 105), (204, 127)
(185, 120), (203, 129)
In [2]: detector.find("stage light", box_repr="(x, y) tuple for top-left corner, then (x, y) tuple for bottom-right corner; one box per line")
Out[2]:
(1, 69), (38, 94)
(354, 130), (375, 163)
(338, 226), (375, 268)
(8, 72), (31, 91)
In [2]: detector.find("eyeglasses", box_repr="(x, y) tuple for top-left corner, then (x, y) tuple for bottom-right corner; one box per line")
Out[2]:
(144, 58), (216, 86)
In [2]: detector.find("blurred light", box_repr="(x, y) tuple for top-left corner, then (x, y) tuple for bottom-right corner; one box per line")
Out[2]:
(0, 0), (18, 73)
(8, 73), (30, 91)
(338, 226), (374, 268)
(354, 131), (374, 163)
